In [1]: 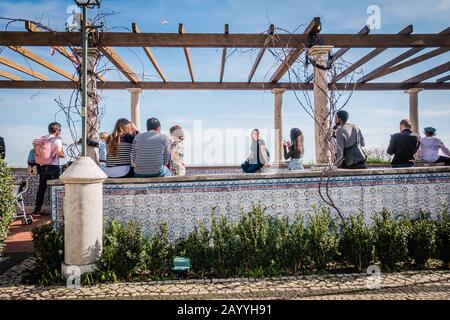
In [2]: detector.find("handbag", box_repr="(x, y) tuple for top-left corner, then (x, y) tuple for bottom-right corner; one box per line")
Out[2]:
(344, 125), (366, 167)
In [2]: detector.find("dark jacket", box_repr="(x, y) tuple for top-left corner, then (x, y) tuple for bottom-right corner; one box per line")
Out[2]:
(387, 129), (420, 165)
(0, 137), (5, 160)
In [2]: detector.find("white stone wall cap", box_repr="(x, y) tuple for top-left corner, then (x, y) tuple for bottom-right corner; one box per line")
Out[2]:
(60, 157), (107, 184)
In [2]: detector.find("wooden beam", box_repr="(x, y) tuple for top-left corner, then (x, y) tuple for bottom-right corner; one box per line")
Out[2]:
(371, 47), (450, 80)
(219, 24), (229, 83)
(25, 20), (106, 81)
(0, 56), (49, 81)
(305, 25), (370, 83)
(403, 61), (450, 83)
(8, 46), (77, 81)
(1, 32), (450, 48)
(270, 17), (321, 83)
(0, 70), (21, 81)
(132, 22), (167, 82)
(179, 23), (195, 82)
(358, 27), (450, 83)
(332, 25), (413, 82)
(248, 24), (274, 83)
(436, 74), (450, 83)
(0, 80), (449, 91)
(100, 47), (139, 83)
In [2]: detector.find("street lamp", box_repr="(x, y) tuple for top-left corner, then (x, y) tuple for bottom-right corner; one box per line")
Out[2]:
(74, 0), (101, 157)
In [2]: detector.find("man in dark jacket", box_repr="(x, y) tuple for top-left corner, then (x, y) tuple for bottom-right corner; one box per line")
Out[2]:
(387, 119), (420, 167)
(0, 137), (5, 160)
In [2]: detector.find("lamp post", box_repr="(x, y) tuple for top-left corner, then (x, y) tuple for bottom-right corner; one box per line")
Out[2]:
(74, 0), (101, 157)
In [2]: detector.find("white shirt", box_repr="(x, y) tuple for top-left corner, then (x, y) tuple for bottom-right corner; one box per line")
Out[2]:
(420, 136), (450, 162)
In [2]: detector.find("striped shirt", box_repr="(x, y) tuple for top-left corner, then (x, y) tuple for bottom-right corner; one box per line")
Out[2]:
(132, 131), (171, 175)
(106, 134), (135, 167)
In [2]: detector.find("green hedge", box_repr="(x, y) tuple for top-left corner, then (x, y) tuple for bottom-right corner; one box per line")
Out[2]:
(0, 159), (15, 256)
(28, 206), (450, 285)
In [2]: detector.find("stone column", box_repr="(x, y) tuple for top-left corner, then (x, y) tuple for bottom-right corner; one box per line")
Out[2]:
(76, 48), (100, 163)
(405, 88), (423, 134)
(309, 45), (334, 165)
(60, 157), (107, 279)
(272, 88), (286, 166)
(128, 88), (142, 131)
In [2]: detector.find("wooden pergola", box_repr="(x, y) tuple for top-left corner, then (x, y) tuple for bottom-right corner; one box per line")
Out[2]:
(0, 17), (449, 163)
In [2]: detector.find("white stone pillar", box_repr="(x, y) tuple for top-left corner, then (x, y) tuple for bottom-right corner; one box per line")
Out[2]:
(60, 157), (107, 278)
(128, 88), (142, 131)
(272, 88), (286, 166)
(405, 88), (423, 134)
(309, 45), (334, 165)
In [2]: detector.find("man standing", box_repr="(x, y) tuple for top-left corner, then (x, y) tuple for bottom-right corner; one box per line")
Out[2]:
(0, 136), (5, 160)
(334, 110), (367, 169)
(387, 119), (420, 168)
(132, 117), (172, 177)
(33, 122), (65, 215)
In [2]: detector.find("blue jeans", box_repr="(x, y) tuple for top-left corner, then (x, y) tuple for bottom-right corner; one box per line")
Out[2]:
(135, 165), (172, 178)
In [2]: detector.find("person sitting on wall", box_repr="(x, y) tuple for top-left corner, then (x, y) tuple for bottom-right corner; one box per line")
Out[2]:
(32, 122), (65, 216)
(283, 128), (305, 170)
(104, 119), (138, 178)
(334, 110), (367, 169)
(241, 129), (270, 173)
(420, 126), (450, 166)
(132, 117), (172, 177)
(0, 136), (5, 160)
(169, 125), (186, 176)
(387, 119), (420, 168)
(98, 131), (108, 165)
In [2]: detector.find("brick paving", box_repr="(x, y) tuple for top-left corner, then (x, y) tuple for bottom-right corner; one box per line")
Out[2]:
(4, 215), (50, 253)
(0, 257), (449, 300)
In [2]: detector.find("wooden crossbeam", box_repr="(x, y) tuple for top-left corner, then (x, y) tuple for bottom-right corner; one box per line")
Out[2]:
(358, 27), (450, 83)
(100, 47), (139, 83)
(0, 70), (21, 81)
(436, 74), (450, 83)
(8, 46), (77, 81)
(370, 47), (450, 80)
(179, 23), (195, 82)
(0, 56), (48, 80)
(305, 25), (370, 83)
(0, 80), (449, 91)
(1, 32), (450, 48)
(403, 61), (450, 83)
(219, 24), (229, 83)
(270, 17), (321, 83)
(132, 22), (167, 82)
(25, 20), (106, 81)
(332, 25), (413, 83)
(248, 24), (274, 83)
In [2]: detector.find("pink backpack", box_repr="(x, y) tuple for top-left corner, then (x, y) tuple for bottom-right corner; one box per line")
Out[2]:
(32, 136), (57, 165)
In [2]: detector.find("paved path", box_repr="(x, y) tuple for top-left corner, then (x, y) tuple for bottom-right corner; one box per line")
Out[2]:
(0, 257), (449, 300)
(4, 215), (50, 253)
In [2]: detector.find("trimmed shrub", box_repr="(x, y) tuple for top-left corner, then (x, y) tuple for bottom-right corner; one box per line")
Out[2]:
(29, 223), (64, 285)
(287, 215), (309, 273)
(0, 159), (15, 255)
(435, 210), (450, 268)
(210, 215), (239, 277)
(99, 220), (144, 280)
(143, 223), (172, 278)
(180, 222), (212, 277)
(373, 210), (410, 271)
(305, 207), (339, 270)
(235, 205), (270, 272)
(339, 214), (374, 271)
(408, 212), (437, 268)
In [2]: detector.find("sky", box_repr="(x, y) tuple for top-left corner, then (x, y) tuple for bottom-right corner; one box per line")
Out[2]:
(0, 0), (449, 167)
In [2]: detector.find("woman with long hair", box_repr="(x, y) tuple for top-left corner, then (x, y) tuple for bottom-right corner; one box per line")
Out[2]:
(283, 128), (304, 170)
(104, 118), (138, 178)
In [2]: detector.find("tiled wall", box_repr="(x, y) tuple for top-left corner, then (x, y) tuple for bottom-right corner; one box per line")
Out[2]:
(50, 170), (450, 241)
